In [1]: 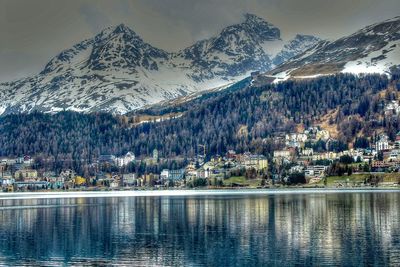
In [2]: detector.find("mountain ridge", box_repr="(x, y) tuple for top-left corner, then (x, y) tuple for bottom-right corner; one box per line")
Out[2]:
(260, 16), (400, 84)
(0, 14), (320, 115)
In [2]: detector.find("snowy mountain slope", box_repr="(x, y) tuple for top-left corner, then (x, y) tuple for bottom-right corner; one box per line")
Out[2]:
(175, 14), (279, 81)
(175, 14), (321, 82)
(272, 34), (321, 66)
(342, 39), (400, 74)
(0, 14), (320, 115)
(266, 16), (400, 82)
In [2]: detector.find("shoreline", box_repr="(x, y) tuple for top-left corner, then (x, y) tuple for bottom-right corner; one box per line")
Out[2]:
(1, 187), (399, 200)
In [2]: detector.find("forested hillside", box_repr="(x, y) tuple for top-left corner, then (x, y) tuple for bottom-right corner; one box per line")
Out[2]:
(0, 73), (399, 173)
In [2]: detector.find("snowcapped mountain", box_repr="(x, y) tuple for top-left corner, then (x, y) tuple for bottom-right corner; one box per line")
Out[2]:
(0, 14), (320, 115)
(176, 14), (281, 81)
(266, 16), (400, 82)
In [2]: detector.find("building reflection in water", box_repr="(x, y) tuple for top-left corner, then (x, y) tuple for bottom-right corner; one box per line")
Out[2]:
(0, 192), (399, 266)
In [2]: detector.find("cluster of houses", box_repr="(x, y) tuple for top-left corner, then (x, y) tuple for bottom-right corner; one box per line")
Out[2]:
(0, 149), (270, 191)
(0, 152), (133, 191)
(270, 126), (400, 183)
(184, 152), (268, 180)
(2, 126), (400, 191)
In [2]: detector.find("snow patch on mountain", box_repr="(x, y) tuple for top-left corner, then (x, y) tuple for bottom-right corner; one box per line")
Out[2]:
(342, 40), (400, 74)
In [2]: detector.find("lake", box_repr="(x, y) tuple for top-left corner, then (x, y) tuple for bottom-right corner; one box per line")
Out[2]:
(0, 190), (399, 266)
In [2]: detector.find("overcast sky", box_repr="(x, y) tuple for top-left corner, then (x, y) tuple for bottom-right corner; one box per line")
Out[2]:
(1, 0), (399, 82)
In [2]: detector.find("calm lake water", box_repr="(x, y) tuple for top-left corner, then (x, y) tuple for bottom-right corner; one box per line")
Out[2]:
(0, 191), (399, 266)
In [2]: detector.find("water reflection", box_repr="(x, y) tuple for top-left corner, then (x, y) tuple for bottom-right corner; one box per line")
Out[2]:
(0, 193), (399, 266)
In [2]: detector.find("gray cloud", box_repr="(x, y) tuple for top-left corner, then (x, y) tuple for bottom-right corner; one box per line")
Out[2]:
(80, 4), (112, 33)
(0, 0), (399, 82)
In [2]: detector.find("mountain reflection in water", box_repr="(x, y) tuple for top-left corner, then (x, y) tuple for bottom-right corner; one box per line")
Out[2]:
(0, 192), (399, 266)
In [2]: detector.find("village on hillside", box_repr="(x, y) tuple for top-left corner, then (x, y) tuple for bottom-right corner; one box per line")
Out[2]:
(1, 120), (400, 192)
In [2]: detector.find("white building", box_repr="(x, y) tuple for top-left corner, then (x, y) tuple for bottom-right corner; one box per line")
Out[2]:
(1, 158), (17, 165)
(110, 180), (119, 188)
(196, 169), (211, 179)
(305, 165), (328, 178)
(59, 169), (76, 182)
(376, 134), (390, 151)
(388, 150), (400, 161)
(289, 165), (304, 174)
(385, 100), (400, 115)
(115, 152), (135, 167)
(285, 133), (308, 147)
(273, 150), (293, 160)
(241, 153), (268, 170)
(160, 169), (185, 180)
(122, 173), (137, 185)
(160, 169), (169, 180)
(1, 178), (14, 187)
(312, 152), (338, 161)
(301, 148), (314, 156)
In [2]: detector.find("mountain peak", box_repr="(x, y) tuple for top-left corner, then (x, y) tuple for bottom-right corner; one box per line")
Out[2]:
(112, 23), (135, 35)
(240, 13), (280, 42)
(97, 23), (137, 40)
(85, 23), (168, 72)
(242, 13), (278, 30)
(243, 13), (267, 25)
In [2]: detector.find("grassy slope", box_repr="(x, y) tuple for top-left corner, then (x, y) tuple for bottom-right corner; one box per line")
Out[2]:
(321, 173), (400, 186)
(222, 176), (262, 187)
